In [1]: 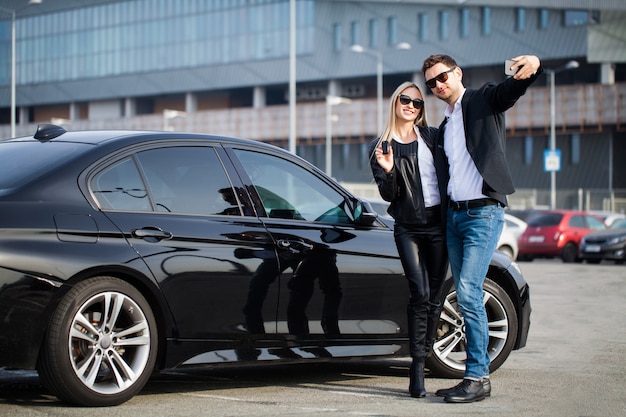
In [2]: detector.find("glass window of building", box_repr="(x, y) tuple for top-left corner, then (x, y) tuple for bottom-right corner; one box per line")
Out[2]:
(351, 20), (360, 46)
(439, 10), (448, 41)
(460, 8), (469, 39)
(4, 0), (316, 86)
(524, 136), (533, 165)
(571, 134), (580, 164)
(564, 10), (590, 26)
(333, 23), (342, 51)
(387, 16), (398, 46)
(516, 8), (526, 32)
(539, 9), (549, 29)
(418, 13), (428, 42)
(369, 18), (378, 48)
(482, 7), (491, 36)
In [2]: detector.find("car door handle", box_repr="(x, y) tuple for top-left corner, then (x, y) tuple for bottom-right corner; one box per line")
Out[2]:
(277, 239), (314, 251)
(132, 227), (173, 241)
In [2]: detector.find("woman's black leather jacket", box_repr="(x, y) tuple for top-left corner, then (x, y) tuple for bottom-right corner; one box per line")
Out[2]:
(368, 126), (447, 225)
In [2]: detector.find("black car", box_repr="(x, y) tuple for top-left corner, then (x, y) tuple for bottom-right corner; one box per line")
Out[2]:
(579, 218), (626, 264)
(0, 125), (530, 406)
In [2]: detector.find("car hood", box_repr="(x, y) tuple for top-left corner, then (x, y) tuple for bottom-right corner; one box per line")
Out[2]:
(583, 228), (626, 239)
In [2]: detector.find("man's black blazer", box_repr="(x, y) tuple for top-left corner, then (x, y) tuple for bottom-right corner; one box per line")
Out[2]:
(437, 68), (543, 207)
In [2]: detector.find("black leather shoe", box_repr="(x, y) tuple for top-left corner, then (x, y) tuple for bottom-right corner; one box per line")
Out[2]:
(443, 379), (486, 403)
(436, 378), (491, 397)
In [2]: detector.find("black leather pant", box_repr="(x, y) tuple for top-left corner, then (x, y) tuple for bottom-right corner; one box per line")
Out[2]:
(394, 218), (448, 358)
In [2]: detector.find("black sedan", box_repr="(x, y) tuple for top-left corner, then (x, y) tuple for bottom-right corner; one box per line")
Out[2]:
(579, 218), (626, 264)
(0, 125), (530, 406)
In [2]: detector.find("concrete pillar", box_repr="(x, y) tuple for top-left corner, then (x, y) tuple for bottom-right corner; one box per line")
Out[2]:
(600, 63), (615, 85)
(253, 87), (266, 108)
(412, 72), (426, 92)
(69, 103), (79, 121)
(185, 93), (198, 113)
(124, 98), (136, 117)
(18, 107), (28, 125)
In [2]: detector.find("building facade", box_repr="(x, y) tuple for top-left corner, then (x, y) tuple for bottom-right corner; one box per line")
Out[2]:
(1, 0), (625, 210)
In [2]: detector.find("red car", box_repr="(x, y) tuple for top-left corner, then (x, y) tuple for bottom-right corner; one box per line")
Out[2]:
(518, 210), (605, 262)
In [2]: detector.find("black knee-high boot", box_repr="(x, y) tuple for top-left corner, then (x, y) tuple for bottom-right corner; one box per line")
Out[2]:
(409, 357), (426, 398)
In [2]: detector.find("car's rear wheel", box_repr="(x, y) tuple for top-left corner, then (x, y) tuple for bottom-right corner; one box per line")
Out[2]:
(426, 277), (518, 379)
(561, 242), (578, 263)
(37, 276), (157, 406)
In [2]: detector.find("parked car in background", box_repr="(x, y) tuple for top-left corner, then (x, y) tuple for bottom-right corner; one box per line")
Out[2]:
(590, 211), (626, 227)
(518, 210), (605, 262)
(0, 125), (531, 406)
(579, 218), (626, 264)
(504, 213), (528, 240)
(497, 223), (519, 260)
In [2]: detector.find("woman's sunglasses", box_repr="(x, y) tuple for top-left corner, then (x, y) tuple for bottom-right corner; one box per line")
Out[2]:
(425, 67), (456, 89)
(398, 94), (424, 109)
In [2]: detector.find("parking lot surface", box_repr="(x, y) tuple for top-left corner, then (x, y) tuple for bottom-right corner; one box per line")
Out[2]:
(1, 260), (625, 416)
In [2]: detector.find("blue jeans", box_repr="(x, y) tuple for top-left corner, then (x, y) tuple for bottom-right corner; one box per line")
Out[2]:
(446, 204), (504, 379)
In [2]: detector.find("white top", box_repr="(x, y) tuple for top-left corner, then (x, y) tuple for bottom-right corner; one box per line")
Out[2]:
(392, 125), (440, 207)
(443, 91), (487, 202)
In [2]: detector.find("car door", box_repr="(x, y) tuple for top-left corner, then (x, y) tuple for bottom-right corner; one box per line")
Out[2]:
(89, 142), (281, 344)
(227, 146), (407, 356)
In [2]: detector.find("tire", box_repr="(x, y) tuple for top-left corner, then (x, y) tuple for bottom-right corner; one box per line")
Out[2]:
(426, 276), (518, 379)
(561, 242), (578, 263)
(37, 276), (158, 406)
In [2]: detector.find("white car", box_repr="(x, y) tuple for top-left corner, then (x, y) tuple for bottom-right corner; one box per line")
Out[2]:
(504, 213), (528, 240)
(497, 223), (519, 260)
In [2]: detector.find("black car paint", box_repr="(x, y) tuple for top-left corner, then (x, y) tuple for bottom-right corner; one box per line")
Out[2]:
(0, 129), (529, 377)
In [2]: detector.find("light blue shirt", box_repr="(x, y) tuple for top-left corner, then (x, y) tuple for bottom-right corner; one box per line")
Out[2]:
(443, 91), (487, 202)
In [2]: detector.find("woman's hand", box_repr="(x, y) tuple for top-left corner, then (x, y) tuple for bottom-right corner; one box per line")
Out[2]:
(376, 142), (394, 173)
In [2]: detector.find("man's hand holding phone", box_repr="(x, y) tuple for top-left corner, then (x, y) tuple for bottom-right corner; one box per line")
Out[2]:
(505, 55), (541, 80)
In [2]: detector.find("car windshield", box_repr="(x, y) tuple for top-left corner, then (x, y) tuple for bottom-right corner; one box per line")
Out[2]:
(0, 141), (87, 190)
(527, 213), (563, 227)
(610, 219), (626, 229)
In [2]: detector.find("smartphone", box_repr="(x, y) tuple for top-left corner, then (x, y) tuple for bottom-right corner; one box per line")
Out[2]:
(505, 59), (519, 76)
(381, 141), (389, 154)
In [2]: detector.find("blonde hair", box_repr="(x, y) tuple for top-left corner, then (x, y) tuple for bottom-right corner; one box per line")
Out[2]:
(377, 81), (428, 148)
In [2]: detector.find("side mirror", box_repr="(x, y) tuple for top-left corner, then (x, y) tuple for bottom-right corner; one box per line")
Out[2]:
(353, 200), (378, 226)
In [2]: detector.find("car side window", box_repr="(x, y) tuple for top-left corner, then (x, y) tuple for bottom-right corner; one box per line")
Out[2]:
(233, 149), (352, 225)
(585, 215), (605, 231)
(135, 147), (239, 215)
(569, 215), (585, 228)
(91, 158), (151, 211)
(91, 146), (241, 216)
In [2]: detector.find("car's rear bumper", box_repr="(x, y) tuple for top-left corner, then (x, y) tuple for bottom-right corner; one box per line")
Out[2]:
(0, 270), (65, 369)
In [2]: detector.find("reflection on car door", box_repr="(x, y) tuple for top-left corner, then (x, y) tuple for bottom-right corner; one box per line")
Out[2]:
(90, 144), (281, 344)
(230, 148), (406, 353)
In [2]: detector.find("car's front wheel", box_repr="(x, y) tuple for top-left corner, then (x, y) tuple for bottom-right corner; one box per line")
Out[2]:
(37, 276), (158, 406)
(426, 277), (518, 379)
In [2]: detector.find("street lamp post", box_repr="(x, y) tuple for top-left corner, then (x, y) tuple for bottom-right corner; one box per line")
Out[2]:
(325, 95), (352, 177)
(547, 60), (579, 209)
(1, 0), (42, 138)
(350, 42), (410, 136)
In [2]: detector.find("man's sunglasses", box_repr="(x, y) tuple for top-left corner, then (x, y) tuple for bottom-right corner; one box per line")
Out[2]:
(398, 94), (424, 109)
(425, 67), (456, 89)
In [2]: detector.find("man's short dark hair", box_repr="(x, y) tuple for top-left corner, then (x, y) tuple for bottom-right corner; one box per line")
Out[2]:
(422, 54), (458, 74)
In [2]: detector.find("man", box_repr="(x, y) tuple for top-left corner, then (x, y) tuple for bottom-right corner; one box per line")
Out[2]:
(422, 54), (541, 403)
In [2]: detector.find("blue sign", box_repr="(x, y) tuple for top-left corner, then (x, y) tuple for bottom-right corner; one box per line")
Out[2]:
(544, 149), (561, 172)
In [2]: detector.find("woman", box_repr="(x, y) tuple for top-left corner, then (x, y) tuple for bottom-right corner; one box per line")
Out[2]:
(369, 81), (449, 398)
